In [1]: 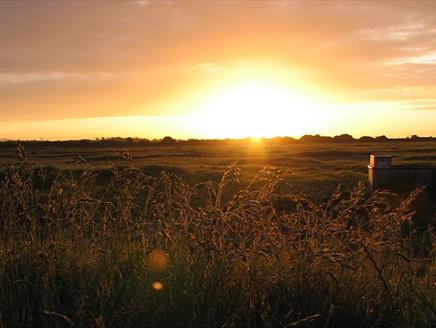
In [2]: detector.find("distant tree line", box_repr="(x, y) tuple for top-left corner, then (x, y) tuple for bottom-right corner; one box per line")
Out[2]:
(0, 134), (434, 149)
(299, 134), (435, 143)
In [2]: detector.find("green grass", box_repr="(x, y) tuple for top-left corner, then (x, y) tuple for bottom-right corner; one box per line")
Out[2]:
(0, 142), (435, 327)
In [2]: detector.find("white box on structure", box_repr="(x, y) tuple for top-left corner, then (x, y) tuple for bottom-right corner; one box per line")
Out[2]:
(369, 154), (392, 169)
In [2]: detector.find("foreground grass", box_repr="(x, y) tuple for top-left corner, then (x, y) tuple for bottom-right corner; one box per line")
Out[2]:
(0, 150), (435, 327)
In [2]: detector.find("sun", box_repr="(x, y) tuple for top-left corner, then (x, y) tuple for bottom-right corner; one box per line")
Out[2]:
(194, 80), (324, 138)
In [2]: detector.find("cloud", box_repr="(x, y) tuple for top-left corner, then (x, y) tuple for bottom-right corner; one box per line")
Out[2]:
(187, 62), (222, 73)
(358, 24), (427, 42)
(135, 0), (151, 6)
(2, 0), (436, 121)
(404, 99), (436, 111)
(0, 72), (114, 86)
(387, 53), (436, 65)
(411, 105), (436, 111)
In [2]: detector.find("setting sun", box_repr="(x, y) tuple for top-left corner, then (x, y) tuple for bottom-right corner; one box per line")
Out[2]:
(194, 81), (325, 138)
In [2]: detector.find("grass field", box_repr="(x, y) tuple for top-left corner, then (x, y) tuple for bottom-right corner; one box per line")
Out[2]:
(2, 139), (436, 200)
(0, 140), (435, 327)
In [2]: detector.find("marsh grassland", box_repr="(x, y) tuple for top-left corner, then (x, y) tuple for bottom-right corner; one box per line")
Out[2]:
(0, 140), (435, 327)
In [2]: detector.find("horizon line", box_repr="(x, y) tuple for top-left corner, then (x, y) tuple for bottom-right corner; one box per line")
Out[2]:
(1, 134), (434, 143)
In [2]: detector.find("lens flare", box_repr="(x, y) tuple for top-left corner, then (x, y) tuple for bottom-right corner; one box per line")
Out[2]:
(151, 281), (164, 291)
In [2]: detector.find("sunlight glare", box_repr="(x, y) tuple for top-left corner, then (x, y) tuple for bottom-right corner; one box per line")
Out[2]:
(195, 81), (326, 138)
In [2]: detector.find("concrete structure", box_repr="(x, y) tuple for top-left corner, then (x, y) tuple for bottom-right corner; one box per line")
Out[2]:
(368, 154), (436, 199)
(368, 154), (436, 218)
(369, 154), (392, 169)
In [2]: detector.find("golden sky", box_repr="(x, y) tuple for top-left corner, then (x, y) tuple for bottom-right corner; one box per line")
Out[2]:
(2, 0), (436, 139)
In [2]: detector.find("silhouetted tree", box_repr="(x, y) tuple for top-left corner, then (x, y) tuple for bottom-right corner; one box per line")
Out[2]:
(161, 136), (177, 145)
(375, 135), (389, 142)
(359, 136), (375, 142)
(333, 134), (354, 143)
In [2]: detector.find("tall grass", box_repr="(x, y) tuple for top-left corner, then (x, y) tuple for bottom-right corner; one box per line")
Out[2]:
(0, 144), (434, 327)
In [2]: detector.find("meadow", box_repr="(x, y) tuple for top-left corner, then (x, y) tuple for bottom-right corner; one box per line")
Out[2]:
(0, 140), (435, 327)
(2, 138), (436, 200)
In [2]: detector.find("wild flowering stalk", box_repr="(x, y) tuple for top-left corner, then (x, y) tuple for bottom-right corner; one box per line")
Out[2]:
(0, 143), (434, 327)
